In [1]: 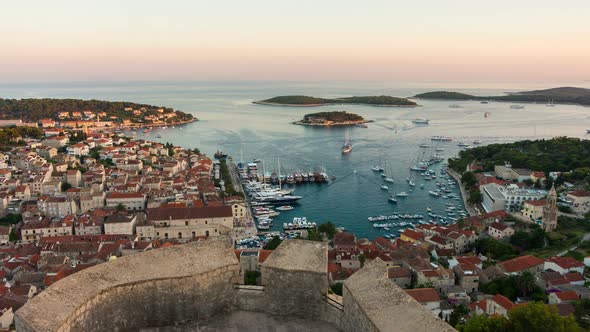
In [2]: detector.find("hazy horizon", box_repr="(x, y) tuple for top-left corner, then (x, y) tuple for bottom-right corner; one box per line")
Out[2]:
(2, 0), (590, 83)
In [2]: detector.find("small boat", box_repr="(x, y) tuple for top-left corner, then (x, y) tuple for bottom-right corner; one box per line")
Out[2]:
(396, 192), (408, 197)
(372, 166), (384, 172)
(484, 112), (491, 118)
(253, 158), (261, 163)
(449, 104), (462, 108)
(435, 147), (445, 152)
(342, 143), (353, 154)
(381, 173), (387, 178)
(546, 100), (555, 107)
(381, 185), (389, 190)
(408, 181), (415, 187)
(276, 205), (294, 211)
(356, 123), (368, 128)
(481, 100), (489, 104)
(473, 140), (482, 145)
(155, 134), (162, 138)
(510, 104), (525, 109)
(384, 177), (394, 183)
(458, 142), (471, 148)
(419, 144), (431, 148)
(412, 118), (430, 125)
(388, 196), (397, 203)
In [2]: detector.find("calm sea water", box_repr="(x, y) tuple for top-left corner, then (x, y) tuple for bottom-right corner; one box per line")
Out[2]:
(2, 81), (589, 239)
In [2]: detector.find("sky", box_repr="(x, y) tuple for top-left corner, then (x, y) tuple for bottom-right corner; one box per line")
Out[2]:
(1, 0), (590, 82)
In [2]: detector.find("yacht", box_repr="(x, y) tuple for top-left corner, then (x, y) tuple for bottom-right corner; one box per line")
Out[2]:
(431, 136), (452, 142)
(396, 192), (408, 197)
(384, 177), (394, 183)
(372, 166), (384, 172)
(388, 196), (397, 203)
(412, 118), (430, 125)
(380, 185), (389, 190)
(473, 140), (482, 145)
(155, 134), (162, 138)
(276, 205), (294, 211)
(435, 147), (445, 152)
(458, 142), (471, 148)
(408, 180), (416, 187)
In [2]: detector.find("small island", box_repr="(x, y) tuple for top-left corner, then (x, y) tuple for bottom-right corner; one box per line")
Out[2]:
(293, 111), (369, 127)
(254, 95), (417, 107)
(413, 87), (590, 106)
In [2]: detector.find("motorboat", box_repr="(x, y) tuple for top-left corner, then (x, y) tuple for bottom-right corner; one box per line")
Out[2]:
(431, 136), (452, 142)
(458, 142), (471, 148)
(372, 166), (384, 172)
(419, 144), (431, 148)
(412, 118), (430, 124)
(510, 104), (525, 109)
(396, 192), (408, 197)
(388, 196), (397, 203)
(384, 177), (394, 183)
(381, 185), (389, 190)
(276, 205), (294, 211)
(473, 140), (482, 145)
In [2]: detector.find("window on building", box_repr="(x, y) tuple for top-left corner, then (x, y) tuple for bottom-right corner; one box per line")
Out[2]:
(178, 232), (182, 239)
(205, 230), (209, 237)
(164, 233), (168, 239)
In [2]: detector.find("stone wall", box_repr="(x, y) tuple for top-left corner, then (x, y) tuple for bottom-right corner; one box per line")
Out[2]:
(15, 239), (453, 332)
(15, 239), (240, 332)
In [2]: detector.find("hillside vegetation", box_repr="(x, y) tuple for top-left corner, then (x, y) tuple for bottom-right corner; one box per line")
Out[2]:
(0, 98), (194, 122)
(414, 87), (590, 106)
(448, 137), (590, 185)
(256, 95), (417, 106)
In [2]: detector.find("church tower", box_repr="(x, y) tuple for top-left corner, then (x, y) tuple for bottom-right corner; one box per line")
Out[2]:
(542, 184), (558, 231)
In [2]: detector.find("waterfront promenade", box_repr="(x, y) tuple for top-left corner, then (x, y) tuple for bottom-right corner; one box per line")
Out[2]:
(446, 168), (479, 217)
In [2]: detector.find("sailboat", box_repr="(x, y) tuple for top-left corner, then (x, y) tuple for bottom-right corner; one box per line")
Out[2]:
(342, 129), (352, 154)
(546, 99), (555, 107)
(383, 160), (394, 183)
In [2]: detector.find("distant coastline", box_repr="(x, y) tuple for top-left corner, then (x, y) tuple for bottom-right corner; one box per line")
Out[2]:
(413, 87), (590, 106)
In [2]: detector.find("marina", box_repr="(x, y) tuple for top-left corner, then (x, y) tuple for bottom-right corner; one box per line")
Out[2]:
(15, 81), (590, 239)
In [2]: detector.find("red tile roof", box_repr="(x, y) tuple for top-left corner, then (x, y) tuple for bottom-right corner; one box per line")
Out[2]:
(565, 272), (585, 283)
(524, 199), (547, 207)
(500, 255), (544, 273)
(546, 256), (584, 269)
(492, 294), (515, 310)
(568, 190), (590, 197)
(489, 222), (510, 231)
(405, 288), (440, 303)
(555, 291), (579, 302)
(387, 266), (411, 278)
(401, 229), (424, 241)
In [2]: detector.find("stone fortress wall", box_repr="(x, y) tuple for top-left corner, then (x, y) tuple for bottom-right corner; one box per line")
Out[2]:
(15, 239), (454, 332)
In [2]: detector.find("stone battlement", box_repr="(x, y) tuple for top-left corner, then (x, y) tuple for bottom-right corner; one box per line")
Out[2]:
(15, 239), (454, 332)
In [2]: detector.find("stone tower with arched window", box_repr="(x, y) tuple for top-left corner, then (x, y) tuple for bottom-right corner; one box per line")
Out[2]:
(542, 184), (558, 231)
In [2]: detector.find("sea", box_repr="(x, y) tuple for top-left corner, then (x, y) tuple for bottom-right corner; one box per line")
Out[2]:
(2, 80), (589, 239)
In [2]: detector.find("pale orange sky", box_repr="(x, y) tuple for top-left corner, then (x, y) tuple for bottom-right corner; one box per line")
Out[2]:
(2, 0), (589, 82)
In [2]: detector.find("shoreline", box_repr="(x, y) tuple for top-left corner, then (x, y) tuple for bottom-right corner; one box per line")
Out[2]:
(103, 118), (198, 131)
(292, 120), (373, 127)
(253, 101), (418, 108)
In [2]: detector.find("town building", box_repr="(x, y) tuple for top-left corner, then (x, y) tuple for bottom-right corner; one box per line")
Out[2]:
(542, 184), (558, 232)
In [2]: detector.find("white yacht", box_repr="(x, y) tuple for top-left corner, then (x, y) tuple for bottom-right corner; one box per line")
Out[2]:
(384, 177), (394, 183)
(412, 118), (430, 125)
(396, 192), (408, 197)
(380, 185), (389, 190)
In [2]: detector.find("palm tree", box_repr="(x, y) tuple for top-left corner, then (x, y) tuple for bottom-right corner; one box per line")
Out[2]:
(515, 271), (536, 297)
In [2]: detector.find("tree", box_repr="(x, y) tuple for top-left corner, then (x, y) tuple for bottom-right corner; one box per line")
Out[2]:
(330, 283), (343, 296)
(508, 302), (580, 332)
(514, 272), (536, 297)
(116, 203), (126, 212)
(263, 236), (282, 250)
(449, 304), (469, 327)
(62, 182), (72, 191)
(468, 190), (482, 204)
(461, 171), (477, 187)
(244, 271), (260, 285)
(359, 254), (366, 268)
(318, 222), (337, 239)
(458, 314), (509, 332)
(9, 228), (17, 242)
(306, 228), (323, 241)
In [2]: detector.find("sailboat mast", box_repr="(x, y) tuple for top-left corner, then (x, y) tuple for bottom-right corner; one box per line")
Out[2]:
(278, 157), (282, 191)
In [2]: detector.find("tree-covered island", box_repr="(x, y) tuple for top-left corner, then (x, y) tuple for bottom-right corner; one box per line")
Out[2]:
(254, 95), (417, 107)
(293, 111), (369, 126)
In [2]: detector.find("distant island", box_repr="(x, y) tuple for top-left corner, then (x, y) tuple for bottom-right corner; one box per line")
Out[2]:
(413, 87), (590, 106)
(0, 98), (196, 127)
(293, 111), (369, 127)
(254, 95), (417, 107)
